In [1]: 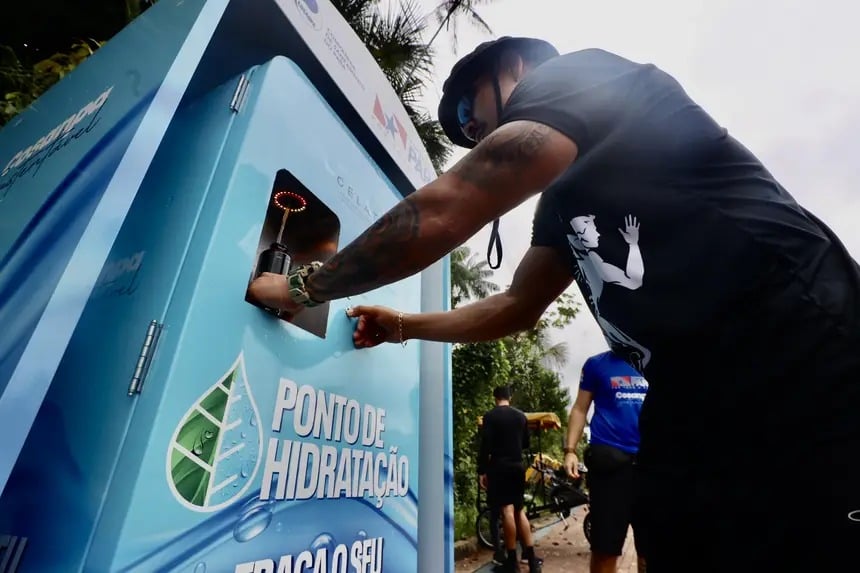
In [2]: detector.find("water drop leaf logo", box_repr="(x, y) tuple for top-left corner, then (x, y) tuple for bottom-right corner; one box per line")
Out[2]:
(166, 353), (263, 512)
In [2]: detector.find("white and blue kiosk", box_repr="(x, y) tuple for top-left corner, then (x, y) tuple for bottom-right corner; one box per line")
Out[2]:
(0, 1), (454, 571)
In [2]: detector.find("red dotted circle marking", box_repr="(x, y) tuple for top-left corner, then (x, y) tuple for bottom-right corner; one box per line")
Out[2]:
(273, 191), (307, 213)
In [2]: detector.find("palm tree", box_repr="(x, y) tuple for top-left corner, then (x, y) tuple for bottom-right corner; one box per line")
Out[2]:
(504, 290), (577, 371)
(401, 0), (495, 83)
(430, 0), (495, 51)
(449, 245), (499, 307)
(531, 328), (569, 370)
(330, 0), (453, 172)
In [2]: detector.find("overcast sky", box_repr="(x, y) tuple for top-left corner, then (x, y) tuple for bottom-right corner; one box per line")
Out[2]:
(405, 0), (860, 399)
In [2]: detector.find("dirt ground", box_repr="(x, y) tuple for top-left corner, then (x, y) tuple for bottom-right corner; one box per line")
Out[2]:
(455, 507), (639, 573)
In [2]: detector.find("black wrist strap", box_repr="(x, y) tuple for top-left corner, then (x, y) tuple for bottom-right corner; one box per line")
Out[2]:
(485, 75), (506, 272)
(487, 218), (503, 270)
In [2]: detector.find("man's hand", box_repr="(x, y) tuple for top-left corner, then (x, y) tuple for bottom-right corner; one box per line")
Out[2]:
(247, 273), (303, 315)
(347, 305), (401, 348)
(479, 474), (488, 490)
(564, 452), (580, 479)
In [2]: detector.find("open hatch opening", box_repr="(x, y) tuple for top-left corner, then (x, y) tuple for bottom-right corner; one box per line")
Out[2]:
(245, 169), (341, 338)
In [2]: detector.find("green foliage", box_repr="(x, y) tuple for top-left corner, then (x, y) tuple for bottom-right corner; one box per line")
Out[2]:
(453, 503), (478, 541)
(451, 340), (508, 525)
(449, 327), (579, 539)
(0, 1), (158, 128)
(447, 286), (580, 539)
(0, 41), (101, 127)
(516, 291), (580, 371)
(447, 245), (585, 539)
(0, 1), (151, 65)
(535, 291), (579, 332)
(450, 245), (500, 307)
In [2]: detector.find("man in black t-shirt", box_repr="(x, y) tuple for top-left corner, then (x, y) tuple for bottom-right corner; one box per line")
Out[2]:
(478, 386), (541, 572)
(248, 36), (860, 572)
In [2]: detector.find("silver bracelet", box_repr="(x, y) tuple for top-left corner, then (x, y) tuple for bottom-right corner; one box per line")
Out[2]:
(397, 312), (407, 346)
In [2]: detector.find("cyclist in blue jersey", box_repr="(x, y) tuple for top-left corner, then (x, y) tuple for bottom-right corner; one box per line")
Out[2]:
(565, 351), (647, 573)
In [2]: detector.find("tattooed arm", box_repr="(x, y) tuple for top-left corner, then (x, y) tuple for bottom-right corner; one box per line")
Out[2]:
(301, 120), (577, 302)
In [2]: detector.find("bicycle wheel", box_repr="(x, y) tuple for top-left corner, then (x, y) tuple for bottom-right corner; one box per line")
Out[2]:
(475, 507), (500, 549)
(583, 510), (592, 544)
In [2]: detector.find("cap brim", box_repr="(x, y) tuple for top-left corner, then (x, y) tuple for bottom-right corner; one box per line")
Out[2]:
(437, 37), (559, 150)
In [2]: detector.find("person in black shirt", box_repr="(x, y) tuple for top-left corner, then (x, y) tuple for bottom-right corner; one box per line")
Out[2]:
(249, 36), (860, 572)
(478, 386), (540, 572)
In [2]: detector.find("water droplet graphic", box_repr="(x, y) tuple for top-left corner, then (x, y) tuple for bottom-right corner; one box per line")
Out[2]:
(311, 533), (336, 553)
(240, 461), (250, 478)
(167, 354), (264, 510)
(233, 506), (273, 543)
(193, 563), (206, 573)
(275, 521), (283, 533)
(357, 530), (367, 540)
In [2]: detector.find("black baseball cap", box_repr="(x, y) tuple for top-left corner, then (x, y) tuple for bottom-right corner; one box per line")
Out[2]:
(438, 36), (559, 148)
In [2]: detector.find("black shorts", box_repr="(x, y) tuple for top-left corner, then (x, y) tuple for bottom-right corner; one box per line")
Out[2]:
(634, 438), (860, 572)
(487, 464), (525, 510)
(585, 446), (641, 556)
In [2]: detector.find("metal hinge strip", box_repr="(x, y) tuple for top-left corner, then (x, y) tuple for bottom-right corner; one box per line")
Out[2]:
(229, 74), (250, 113)
(128, 320), (162, 396)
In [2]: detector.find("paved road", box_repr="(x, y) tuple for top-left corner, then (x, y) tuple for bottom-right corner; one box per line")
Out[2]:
(455, 507), (639, 573)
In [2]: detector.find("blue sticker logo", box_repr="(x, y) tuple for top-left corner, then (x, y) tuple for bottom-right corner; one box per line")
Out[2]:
(295, 0), (322, 30)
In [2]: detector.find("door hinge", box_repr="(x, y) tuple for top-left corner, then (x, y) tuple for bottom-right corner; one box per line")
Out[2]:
(0, 534), (28, 573)
(229, 74), (250, 113)
(128, 320), (162, 396)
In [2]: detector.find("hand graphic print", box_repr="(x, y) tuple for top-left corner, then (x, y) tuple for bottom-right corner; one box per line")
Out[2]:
(618, 215), (640, 245)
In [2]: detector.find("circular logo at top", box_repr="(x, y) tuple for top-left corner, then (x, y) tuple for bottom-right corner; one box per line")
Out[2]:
(295, 0), (322, 30)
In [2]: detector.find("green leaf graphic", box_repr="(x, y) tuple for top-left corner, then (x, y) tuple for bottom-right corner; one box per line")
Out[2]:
(166, 353), (263, 511)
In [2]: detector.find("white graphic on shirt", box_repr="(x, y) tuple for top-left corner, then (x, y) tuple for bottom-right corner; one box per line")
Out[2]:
(567, 214), (652, 370)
